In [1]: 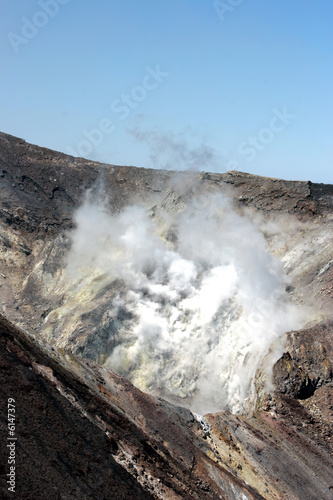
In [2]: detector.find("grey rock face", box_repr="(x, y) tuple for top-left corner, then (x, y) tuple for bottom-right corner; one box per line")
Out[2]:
(1, 132), (333, 498)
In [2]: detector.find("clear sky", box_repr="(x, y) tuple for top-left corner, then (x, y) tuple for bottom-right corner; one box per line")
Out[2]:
(1, 0), (332, 183)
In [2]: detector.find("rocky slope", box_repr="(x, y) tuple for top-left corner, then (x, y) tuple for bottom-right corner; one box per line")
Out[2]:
(1, 313), (266, 500)
(0, 131), (333, 498)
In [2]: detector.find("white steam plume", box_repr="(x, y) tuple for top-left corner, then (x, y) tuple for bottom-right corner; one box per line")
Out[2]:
(66, 186), (303, 414)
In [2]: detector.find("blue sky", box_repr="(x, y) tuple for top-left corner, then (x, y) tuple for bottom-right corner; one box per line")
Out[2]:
(1, 0), (332, 182)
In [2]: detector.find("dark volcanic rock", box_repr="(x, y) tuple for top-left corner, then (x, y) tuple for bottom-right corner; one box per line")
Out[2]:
(1, 132), (333, 499)
(273, 351), (317, 398)
(0, 316), (153, 500)
(273, 320), (333, 399)
(0, 314), (264, 500)
(205, 405), (333, 500)
(1, 131), (332, 237)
